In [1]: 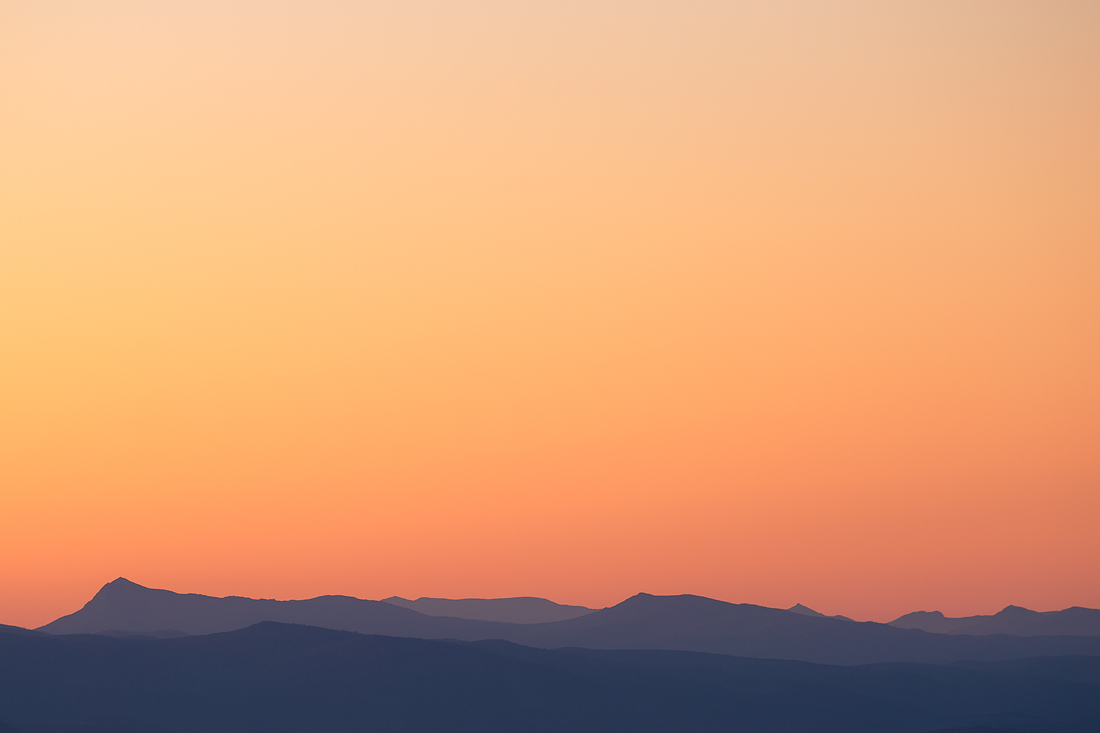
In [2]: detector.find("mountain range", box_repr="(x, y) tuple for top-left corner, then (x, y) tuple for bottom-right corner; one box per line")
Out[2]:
(889, 605), (1100, 636)
(38, 578), (514, 640)
(30, 579), (1100, 666)
(3, 621), (1100, 733)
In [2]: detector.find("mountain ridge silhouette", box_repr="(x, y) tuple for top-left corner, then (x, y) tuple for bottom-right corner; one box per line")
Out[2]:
(38, 577), (518, 640)
(890, 605), (1100, 636)
(382, 595), (594, 623)
(0, 624), (40, 637)
(787, 602), (855, 621)
(34, 579), (1100, 666)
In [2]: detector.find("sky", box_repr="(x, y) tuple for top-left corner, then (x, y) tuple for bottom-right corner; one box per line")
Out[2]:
(1, 1), (1098, 629)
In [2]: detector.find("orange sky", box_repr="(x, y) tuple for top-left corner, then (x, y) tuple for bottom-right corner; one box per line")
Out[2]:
(2, 1), (1098, 629)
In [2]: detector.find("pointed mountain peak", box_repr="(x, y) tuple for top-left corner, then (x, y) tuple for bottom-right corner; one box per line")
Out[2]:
(101, 577), (145, 591)
(997, 604), (1037, 616)
(107, 577), (142, 587)
(91, 578), (155, 600)
(788, 604), (826, 617)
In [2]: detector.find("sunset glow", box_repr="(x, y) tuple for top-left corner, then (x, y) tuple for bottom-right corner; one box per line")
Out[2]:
(2, 1), (1098, 629)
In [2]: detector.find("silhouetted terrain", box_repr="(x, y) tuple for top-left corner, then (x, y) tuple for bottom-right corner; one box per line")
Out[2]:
(38, 581), (1100, 666)
(39, 578), (520, 640)
(382, 595), (595, 623)
(890, 606), (1100, 637)
(787, 602), (855, 621)
(2, 622), (1099, 733)
(0, 625), (38, 637)
(508, 593), (1100, 665)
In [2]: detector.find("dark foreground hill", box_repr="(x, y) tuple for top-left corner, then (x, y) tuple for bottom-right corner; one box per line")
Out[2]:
(3, 623), (1100, 733)
(39, 580), (1100, 666)
(891, 606), (1100, 637)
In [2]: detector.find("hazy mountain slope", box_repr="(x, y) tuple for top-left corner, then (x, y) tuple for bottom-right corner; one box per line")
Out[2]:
(37, 582), (1100, 666)
(382, 596), (594, 623)
(891, 605), (1100, 637)
(2, 622), (1099, 733)
(38, 578), (521, 640)
(787, 603), (855, 621)
(507, 593), (1100, 665)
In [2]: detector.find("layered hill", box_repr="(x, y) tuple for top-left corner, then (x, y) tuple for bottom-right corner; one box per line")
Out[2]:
(890, 605), (1100, 637)
(382, 596), (594, 623)
(0, 624), (38, 637)
(787, 602), (855, 621)
(36, 580), (1100, 666)
(508, 593), (1100, 665)
(3, 622), (1100, 732)
(39, 578), (519, 640)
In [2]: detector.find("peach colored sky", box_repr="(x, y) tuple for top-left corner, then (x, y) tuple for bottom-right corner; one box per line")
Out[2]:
(2, 1), (1098, 629)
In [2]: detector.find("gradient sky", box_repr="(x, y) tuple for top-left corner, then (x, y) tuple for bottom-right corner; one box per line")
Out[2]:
(2, 1), (1098, 629)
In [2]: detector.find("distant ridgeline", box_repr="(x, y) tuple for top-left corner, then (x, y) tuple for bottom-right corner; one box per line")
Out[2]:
(381, 595), (595, 624)
(27, 578), (1100, 666)
(888, 605), (1100, 636)
(4, 580), (1100, 732)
